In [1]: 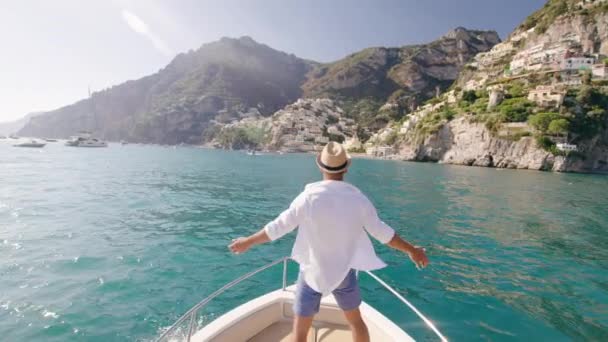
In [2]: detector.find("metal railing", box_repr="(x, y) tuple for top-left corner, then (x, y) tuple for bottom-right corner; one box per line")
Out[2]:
(156, 257), (447, 342)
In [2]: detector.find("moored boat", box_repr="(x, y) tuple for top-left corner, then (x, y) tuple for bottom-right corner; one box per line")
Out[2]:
(156, 257), (447, 342)
(65, 132), (108, 147)
(13, 139), (46, 148)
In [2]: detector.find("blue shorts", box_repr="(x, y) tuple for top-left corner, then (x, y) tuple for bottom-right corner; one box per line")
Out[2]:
(293, 269), (362, 317)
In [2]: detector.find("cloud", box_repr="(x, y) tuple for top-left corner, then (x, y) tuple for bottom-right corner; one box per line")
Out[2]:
(121, 9), (173, 57)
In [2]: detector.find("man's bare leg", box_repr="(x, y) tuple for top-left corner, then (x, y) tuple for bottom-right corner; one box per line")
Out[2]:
(343, 308), (370, 342)
(292, 315), (313, 342)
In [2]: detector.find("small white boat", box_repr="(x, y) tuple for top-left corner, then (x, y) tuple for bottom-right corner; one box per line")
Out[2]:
(77, 138), (107, 147)
(65, 132), (107, 147)
(13, 139), (46, 148)
(157, 258), (447, 342)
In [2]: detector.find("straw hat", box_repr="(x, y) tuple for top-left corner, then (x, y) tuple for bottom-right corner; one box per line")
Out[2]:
(316, 142), (351, 174)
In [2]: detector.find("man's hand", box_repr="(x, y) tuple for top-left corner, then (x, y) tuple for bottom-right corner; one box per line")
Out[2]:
(408, 247), (429, 269)
(386, 234), (430, 270)
(229, 237), (251, 255)
(228, 229), (272, 255)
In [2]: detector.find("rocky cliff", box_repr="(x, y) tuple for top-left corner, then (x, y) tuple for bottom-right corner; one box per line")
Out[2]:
(398, 117), (562, 170)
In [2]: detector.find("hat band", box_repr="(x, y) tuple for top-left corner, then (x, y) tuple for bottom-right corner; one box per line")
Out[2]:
(318, 158), (348, 172)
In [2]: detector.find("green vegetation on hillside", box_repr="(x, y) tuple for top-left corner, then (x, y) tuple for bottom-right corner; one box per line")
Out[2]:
(404, 75), (608, 155)
(520, 0), (569, 34)
(520, 0), (608, 34)
(498, 97), (535, 122)
(340, 97), (385, 127)
(215, 125), (271, 149)
(564, 86), (608, 138)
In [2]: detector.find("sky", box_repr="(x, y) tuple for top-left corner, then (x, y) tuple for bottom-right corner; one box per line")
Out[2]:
(0, 0), (546, 123)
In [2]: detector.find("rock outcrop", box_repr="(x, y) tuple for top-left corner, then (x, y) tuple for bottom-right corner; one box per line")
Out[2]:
(397, 115), (608, 173)
(398, 117), (563, 170)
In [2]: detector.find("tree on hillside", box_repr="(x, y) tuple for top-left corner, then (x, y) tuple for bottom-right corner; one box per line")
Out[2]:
(507, 82), (525, 98)
(499, 98), (534, 122)
(528, 112), (561, 133)
(581, 70), (592, 85)
(576, 85), (593, 105)
(461, 90), (477, 103)
(547, 118), (570, 136)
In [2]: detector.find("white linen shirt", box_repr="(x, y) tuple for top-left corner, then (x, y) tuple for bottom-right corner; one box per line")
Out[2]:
(264, 180), (395, 295)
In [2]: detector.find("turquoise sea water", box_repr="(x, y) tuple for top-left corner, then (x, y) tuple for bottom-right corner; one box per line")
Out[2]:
(1, 142), (607, 341)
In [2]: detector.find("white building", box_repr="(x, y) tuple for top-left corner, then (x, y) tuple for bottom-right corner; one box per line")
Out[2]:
(592, 64), (608, 78)
(561, 56), (595, 71)
(315, 136), (329, 144)
(556, 143), (578, 152)
(528, 85), (566, 108)
(366, 145), (394, 157)
(509, 57), (527, 73)
(343, 135), (362, 151)
(576, 0), (608, 9)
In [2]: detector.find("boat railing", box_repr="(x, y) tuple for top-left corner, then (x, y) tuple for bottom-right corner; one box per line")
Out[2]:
(156, 257), (448, 342)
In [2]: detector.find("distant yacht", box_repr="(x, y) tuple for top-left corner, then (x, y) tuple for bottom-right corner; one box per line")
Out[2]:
(65, 132), (108, 148)
(13, 139), (46, 148)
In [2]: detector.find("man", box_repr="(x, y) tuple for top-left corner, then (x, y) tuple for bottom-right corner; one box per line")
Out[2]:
(229, 142), (429, 342)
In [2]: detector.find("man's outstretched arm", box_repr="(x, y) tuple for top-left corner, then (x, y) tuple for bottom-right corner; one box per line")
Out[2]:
(362, 199), (429, 269)
(229, 193), (307, 255)
(386, 234), (429, 269)
(229, 228), (270, 254)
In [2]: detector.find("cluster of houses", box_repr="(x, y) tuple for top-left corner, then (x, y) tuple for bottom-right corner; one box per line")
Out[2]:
(507, 33), (608, 85)
(268, 98), (357, 152)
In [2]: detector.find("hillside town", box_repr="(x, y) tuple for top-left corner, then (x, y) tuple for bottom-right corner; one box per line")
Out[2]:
(268, 98), (357, 152)
(360, 1), (608, 160)
(211, 98), (358, 152)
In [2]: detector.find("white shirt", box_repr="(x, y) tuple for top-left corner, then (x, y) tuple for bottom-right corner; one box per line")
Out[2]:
(264, 180), (395, 295)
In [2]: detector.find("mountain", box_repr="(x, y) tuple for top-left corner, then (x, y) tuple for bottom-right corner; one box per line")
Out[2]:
(370, 0), (608, 173)
(19, 37), (314, 144)
(18, 29), (498, 143)
(0, 112), (42, 136)
(302, 28), (500, 128)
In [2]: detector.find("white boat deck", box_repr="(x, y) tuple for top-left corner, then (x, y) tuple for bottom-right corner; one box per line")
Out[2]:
(190, 286), (413, 342)
(157, 258), (447, 342)
(249, 321), (349, 342)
